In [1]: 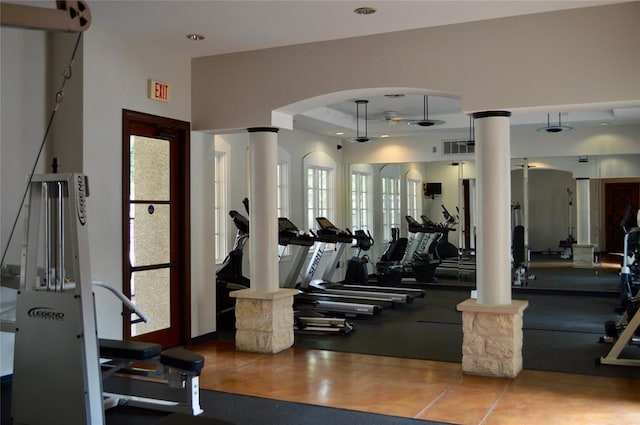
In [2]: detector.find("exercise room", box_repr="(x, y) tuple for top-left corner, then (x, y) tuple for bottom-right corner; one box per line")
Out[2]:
(2, 2), (639, 425)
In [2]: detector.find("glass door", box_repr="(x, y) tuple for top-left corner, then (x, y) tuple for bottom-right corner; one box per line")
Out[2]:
(122, 110), (190, 348)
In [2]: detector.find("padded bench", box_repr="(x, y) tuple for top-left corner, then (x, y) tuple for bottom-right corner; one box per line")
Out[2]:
(99, 338), (162, 360)
(100, 339), (206, 416)
(99, 339), (204, 374)
(161, 347), (204, 375)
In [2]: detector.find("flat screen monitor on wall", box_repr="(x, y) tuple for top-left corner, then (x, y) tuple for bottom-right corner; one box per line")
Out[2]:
(424, 182), (442, 197)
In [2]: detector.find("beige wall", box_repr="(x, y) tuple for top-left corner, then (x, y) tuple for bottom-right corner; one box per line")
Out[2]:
(192, 2), (640, 132)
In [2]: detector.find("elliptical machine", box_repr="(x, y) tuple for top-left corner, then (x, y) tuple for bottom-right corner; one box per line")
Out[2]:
(343, 229), (374, 285)
(216, 199), (250, 316)
(412, 206), (460, 282)
(602, 205), (640, 341)
(374, 227), (409, 284)
(598, 205), (640, 367)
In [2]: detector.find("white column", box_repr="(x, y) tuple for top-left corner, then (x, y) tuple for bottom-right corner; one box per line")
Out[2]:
(575, 178), (591, 245)
(523, 158), (530, 268)
(473, 111), (512, 305)
(247, 127), (279, 292)
(458, 162), (464, 251)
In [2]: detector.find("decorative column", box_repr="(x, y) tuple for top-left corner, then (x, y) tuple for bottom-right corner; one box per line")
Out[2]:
(573, 178), (594, 268)
(456, 111), (528, 378)
(231, 127), (297, 354)
(523, 158), (530, 270)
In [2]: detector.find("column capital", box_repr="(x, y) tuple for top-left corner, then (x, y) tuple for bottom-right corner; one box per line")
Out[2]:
(472, 111), (512, 119)
(247, 127), (279, 133)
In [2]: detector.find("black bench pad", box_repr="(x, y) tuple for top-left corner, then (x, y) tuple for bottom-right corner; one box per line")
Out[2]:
(160, 348), (205, 374)
(99, 338), (162, 360)
(155, 413), (234, 425)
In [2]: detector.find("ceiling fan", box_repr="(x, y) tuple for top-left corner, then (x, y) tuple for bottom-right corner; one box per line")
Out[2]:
(377, 111), (407, 126)
(370, 95), (446, 128)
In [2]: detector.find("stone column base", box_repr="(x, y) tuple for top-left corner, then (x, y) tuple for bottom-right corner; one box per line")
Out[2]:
(572, 244), (595, 268)
(456, 299), (528, 378)
(230, 288), (298, 354)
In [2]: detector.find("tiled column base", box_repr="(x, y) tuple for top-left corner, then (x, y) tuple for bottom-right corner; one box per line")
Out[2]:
(230, 288), (298, 354)
(456, 299), (528, 378)
(572, 244), (595, 269)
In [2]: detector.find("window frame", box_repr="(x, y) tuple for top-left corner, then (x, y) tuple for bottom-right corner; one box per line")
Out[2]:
(406, 169), (423, 222)
(303, 152), (336, 232)
(350, 164), (373, 234)
(380, 165), (401, 242)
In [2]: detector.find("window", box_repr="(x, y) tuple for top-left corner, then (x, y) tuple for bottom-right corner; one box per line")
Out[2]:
(307, 167), (331, 229)
(277, 162), (288, 219)
(214, 151), (227, 264)
(350, 165), (373, 233)
(381, 165), (401, 241)
(406, 169), (423, 222)
(303, 152), (336, 231)
(277, 160), (290, 255)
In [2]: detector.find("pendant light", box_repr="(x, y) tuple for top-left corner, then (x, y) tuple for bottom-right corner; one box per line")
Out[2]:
(345, 100), (377, 143)
(536, 113), (573, 133)
(408, 95), (445, 127)
(466, 115), (475, 146)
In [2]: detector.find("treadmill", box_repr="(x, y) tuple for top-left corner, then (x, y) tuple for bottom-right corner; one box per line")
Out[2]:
(280, 217), (385, 317)
(301, 217), (425, 303)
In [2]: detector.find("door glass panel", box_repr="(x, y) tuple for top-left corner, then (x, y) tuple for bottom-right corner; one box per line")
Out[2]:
(131, 268), (170, 337)
(130, 136), (170, 201)
(129, 203), (170, 266)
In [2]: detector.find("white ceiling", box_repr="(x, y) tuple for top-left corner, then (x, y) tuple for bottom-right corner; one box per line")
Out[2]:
(83, 1), (628, 59)
(295, 94), (640, 141)
(15, 0), (640, 139)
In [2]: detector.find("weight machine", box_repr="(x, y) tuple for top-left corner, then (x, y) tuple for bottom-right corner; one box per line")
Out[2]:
(2, 174), (105, 424)
(1, 4), (218, 423)
(1, 174), (207, 424)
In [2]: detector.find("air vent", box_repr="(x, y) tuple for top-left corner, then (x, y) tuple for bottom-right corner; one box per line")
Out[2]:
(442, 139), (475, 155)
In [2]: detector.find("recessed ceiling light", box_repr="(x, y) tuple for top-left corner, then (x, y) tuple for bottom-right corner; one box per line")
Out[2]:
(599, 121), (610, 126)
(380, 134), (389, 138)
(335, 132), (344, 135)
(354, 7), (377, 15)
(186, 33), (205, 41)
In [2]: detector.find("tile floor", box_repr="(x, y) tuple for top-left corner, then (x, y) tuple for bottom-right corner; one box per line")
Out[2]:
(190, 340), (640, 425)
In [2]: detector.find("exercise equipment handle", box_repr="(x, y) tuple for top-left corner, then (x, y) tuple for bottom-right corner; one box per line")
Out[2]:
(92, 280), (149, 323)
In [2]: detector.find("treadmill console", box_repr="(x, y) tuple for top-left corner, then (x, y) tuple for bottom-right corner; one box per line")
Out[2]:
(278, 217), (299, 234)
(278, 217), (314, 246)
(316, 217), (340, 235)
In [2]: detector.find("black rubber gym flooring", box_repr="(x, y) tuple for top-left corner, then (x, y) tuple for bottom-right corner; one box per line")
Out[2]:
(286, 258), (640, 379)
(1, 378), (450, 425)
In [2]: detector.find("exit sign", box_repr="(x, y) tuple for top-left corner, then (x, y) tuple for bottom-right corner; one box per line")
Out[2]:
(148, 79), (170, 102)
